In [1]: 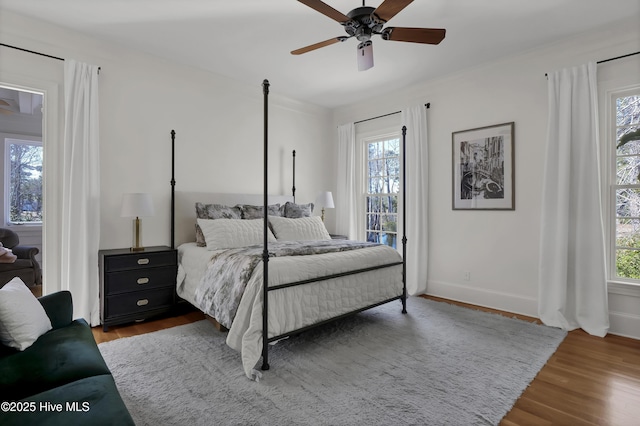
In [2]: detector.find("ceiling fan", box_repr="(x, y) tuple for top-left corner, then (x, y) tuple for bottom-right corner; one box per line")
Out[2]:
(292, 0), (446, 71)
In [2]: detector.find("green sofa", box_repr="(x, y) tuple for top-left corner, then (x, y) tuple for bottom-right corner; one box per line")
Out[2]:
(0, 291), (134, 426)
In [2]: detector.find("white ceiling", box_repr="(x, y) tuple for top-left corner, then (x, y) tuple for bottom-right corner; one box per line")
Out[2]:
(1, 0), (638, 108)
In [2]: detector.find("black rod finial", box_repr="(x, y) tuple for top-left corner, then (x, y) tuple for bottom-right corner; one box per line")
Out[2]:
(263, 79), (270, 94)
(402, 125), (407, 135)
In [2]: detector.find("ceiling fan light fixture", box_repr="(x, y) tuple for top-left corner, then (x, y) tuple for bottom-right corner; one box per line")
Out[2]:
(293, 0), (446, 70)
(357, 41), (374, 71)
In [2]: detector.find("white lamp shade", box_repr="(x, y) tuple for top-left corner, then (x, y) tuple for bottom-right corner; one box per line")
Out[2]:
(121, 193), (155, 217)
(316, 191), (335, 209)
(357, 41), (374, 71)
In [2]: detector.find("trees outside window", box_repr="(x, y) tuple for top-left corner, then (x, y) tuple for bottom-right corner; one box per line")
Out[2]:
(365, 136), (400, 248)
(5, 138), (43, 224)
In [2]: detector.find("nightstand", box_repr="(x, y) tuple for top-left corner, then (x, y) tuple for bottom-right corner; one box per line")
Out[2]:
(330, 234), (348, 240)
(99, 246), (177, 331)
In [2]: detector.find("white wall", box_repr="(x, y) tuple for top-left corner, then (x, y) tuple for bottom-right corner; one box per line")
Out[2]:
(332, 17), (640, 339)
(0, 11), (333, 293)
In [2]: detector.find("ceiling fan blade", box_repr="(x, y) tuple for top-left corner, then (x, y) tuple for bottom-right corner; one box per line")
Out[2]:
(372, 0), (414, 23)
(382, 27), (446, 44)
(297, 0), (350, 23)
(291, 37), (348, 55)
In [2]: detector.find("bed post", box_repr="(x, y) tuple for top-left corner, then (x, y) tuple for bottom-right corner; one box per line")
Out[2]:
(170, 129), (176, 250)
(292, 150), (296, 202)
(261, 79), (271, 371)
(401, 125), (407, 314)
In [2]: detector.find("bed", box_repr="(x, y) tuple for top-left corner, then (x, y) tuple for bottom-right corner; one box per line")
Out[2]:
(170, 81), (408, 380)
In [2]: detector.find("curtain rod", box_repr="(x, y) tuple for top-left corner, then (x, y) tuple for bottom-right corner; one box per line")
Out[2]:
(597, 51), (640, 64)
(0, 43), (64, 61)
(545, 51), (640, 76)
(0, 43), (101, 73)
(354, 103), (430, 125)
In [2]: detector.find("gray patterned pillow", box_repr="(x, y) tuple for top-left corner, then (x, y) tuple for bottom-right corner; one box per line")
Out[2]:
(195, 224), (206, 247)
(240, 204), (282, 219)
(284, 202), (314, 218)
(195, 203), (243, 220)
(194, 203), (243, 246)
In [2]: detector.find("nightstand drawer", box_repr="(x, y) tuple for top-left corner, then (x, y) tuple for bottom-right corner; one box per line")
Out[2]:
(104, 266), (177, 295)
(105, 287), (175, 318)
(104, 251), (176, 272)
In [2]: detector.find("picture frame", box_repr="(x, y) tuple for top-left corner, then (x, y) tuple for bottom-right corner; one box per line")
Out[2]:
(452, 122), (515, 210)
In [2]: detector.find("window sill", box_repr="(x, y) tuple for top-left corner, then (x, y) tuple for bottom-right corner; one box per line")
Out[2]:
(608, 281), (640, 297)
(5, 223), (43, 232)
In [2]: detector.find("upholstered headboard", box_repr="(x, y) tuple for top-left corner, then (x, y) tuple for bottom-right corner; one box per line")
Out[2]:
(173, 192), (294, 247)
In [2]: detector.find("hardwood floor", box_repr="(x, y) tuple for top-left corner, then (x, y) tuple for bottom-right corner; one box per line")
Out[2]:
(91, 296), (640, 426)
(91, 309), (205, 344)
(425, 297), (640, 426)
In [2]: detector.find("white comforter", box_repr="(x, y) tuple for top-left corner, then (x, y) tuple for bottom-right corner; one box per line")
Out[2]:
(177, 243), (404, 379)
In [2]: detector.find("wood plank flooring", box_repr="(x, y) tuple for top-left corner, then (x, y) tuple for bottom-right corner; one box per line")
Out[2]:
(91, 296), (640, 425)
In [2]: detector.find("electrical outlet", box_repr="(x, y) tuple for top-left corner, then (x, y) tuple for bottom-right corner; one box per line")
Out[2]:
(464, 271), (471, 281)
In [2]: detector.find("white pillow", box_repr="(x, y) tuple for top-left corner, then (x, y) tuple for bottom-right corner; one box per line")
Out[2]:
(197, 218), (276, 250)
(269, 215), (332, 241)
(0, 277), (52, 351)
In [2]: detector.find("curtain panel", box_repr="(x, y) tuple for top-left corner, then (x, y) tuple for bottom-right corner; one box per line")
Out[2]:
(336, 123), (358, 239)
(401, 106), (429, 295)
(538, 62), (609, 337)
(61, 59), (101, 326)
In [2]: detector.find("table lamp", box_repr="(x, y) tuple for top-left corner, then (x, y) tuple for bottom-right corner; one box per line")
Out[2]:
(315, 191), (335, 222)
(121, 193), (155, 251)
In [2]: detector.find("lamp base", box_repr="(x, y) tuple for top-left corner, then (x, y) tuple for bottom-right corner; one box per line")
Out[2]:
(130, 217), (145, 252)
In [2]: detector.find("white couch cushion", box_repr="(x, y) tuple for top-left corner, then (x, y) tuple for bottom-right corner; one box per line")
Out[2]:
(0, 277), (52, 351)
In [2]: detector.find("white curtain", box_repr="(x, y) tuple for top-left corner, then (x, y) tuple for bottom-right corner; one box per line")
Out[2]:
(61, 60), (101, 325)
(336, 123), (358, 239)
(401, 106), (429, 295)
(538, 62), (609, 337)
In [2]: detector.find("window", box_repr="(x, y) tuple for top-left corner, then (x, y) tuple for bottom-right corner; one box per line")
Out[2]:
(612, 90), (640, 281)
(365, 135), (400, 248)
(4, 138), (43, 225)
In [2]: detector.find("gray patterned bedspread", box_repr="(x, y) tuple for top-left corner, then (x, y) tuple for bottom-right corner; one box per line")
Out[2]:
(193, 240), (379, 328)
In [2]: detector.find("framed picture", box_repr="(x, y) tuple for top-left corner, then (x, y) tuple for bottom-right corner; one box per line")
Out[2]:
(452, 122), (515, 210)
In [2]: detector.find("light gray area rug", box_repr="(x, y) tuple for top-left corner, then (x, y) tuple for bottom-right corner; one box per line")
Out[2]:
(99, 297), (566, 426)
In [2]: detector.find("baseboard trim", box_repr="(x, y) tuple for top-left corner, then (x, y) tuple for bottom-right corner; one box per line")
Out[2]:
(426, 281), (640, 341)
(425, 280), (538, 318)
(608, 310), (640, 340)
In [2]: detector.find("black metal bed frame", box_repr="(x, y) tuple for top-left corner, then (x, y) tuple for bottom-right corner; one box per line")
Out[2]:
(169, 80), (408, 373)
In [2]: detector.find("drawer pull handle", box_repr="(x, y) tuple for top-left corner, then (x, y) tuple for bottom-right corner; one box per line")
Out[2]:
(137, 277), (149, 285)
(137, 258), (150, 265)
(137, 299), (149, 306)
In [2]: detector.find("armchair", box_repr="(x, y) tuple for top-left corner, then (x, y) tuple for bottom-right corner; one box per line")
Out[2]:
(0, 228), (42, 288)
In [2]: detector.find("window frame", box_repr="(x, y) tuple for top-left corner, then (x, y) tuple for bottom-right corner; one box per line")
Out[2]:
(362, 131), (402, 249)
(3, 135), (43, 228)
(608, 85), (640, 286)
